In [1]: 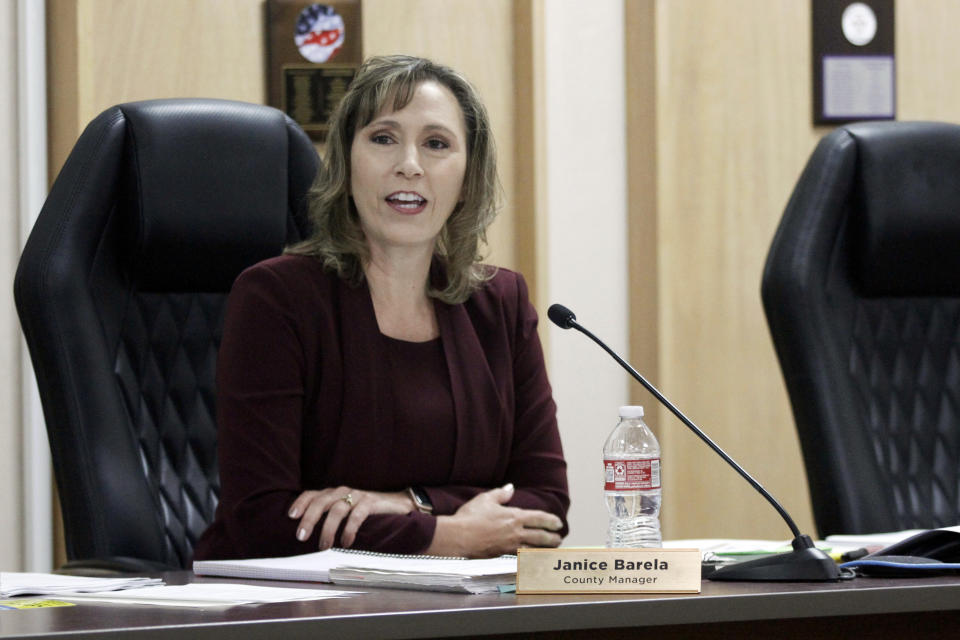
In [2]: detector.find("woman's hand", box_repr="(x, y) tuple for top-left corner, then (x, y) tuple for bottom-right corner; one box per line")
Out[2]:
(288, 487), (415, 549)
(427, 483), (564, 558)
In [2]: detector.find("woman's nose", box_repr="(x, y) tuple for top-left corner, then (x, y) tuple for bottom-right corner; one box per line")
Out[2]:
(394, 145), (424, 178)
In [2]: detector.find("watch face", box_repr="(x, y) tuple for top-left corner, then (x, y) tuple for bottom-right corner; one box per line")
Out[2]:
(410, 487), (433, 512)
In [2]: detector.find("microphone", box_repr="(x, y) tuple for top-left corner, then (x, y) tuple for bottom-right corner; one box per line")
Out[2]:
(548, 303), (839, 581)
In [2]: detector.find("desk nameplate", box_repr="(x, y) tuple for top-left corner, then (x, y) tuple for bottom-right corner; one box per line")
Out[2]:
(517, 548), (701, 594)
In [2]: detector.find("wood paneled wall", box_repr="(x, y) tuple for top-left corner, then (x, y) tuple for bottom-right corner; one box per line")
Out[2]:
(897, 0), (960, 121)
(47, 0), (266, 180)
(645, 0), (820, 540)
(630, 0), (960, 540)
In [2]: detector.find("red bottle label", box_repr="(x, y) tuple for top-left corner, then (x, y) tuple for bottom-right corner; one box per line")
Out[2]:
(604, 458), (661, 491)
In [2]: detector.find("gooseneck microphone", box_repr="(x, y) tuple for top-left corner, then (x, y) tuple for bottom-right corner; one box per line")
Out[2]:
(548, 303), (839, 582)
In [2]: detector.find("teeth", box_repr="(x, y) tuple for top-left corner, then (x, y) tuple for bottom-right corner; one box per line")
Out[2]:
(390, 192), (425, 203)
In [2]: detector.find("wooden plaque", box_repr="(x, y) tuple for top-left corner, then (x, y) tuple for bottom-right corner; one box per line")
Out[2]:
(266, 1), (362, 139)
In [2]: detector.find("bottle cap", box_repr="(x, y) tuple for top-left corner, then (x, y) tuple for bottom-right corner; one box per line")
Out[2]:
(618, 405), (644, 418)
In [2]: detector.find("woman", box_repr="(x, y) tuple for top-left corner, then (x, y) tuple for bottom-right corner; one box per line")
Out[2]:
(194, 55), (568, 560)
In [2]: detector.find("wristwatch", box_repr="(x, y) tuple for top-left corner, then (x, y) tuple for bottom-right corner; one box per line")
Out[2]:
(407, 486), (434, 514)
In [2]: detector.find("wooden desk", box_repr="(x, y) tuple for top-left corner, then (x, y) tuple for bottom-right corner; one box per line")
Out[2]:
(2, 572), (959, 639)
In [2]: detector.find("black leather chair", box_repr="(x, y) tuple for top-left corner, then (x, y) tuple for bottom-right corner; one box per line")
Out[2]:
(762, 121), (960, 537)
(15, 99), (319, 571)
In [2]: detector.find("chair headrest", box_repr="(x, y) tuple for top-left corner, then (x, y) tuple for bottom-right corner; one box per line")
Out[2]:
(849, 121), (960, 296)
(119, 99), (297, 291)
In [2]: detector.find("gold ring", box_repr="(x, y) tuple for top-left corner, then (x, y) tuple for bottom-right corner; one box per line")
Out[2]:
(343, 493), (354, 506)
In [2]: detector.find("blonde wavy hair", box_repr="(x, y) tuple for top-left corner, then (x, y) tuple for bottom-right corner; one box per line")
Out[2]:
(286, 55), (502, 304)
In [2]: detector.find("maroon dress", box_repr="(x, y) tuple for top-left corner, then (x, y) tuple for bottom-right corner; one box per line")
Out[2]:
(193, 255), (569, 560)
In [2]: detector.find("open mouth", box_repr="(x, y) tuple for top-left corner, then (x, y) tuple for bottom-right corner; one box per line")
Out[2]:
(386, 191), (427, 212)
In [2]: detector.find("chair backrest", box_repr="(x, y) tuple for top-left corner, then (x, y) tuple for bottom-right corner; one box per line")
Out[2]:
(762, 121), (960, 537)
(15, 99), (319, 568)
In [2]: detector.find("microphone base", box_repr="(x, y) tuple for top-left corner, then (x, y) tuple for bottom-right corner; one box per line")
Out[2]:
(707, 545), (840, 582)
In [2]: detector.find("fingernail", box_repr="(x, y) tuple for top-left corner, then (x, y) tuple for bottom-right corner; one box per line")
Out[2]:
(288, 507), (299, 518)
(502, 482), (514, 493)
(297, 528), (307, 541)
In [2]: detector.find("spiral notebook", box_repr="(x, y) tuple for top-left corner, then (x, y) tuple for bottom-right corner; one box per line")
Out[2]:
(193, 549), (516, 594)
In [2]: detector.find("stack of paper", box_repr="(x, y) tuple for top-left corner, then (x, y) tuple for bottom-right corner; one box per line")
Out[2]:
(0, 572), (358, 608)
(54, 583), (358, 607)
(194, 549), (517, 594)
(663, 538), (843, 560)
(663, 539), (797, 557)
(0, 572), (162, 598)
(824, 529), (930, 548)
(328, 555), (516, 594)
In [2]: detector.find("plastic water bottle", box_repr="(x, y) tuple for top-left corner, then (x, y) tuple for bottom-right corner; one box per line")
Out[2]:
(603, 405), (662, 547)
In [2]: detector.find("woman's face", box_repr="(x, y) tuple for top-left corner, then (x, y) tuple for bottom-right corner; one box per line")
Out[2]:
(350, 80), (468, 257)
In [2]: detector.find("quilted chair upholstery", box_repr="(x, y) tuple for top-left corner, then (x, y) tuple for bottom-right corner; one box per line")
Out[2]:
(762, 121), (960, 537)
(15, 99), (318, 571)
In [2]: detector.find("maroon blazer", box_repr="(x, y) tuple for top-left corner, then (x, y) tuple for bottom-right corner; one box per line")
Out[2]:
(193, 255), (569, 559)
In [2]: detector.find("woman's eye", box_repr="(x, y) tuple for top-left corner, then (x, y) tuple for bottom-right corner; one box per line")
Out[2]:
(425, 138), (450, 150)
(371, 133), (393, 145)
